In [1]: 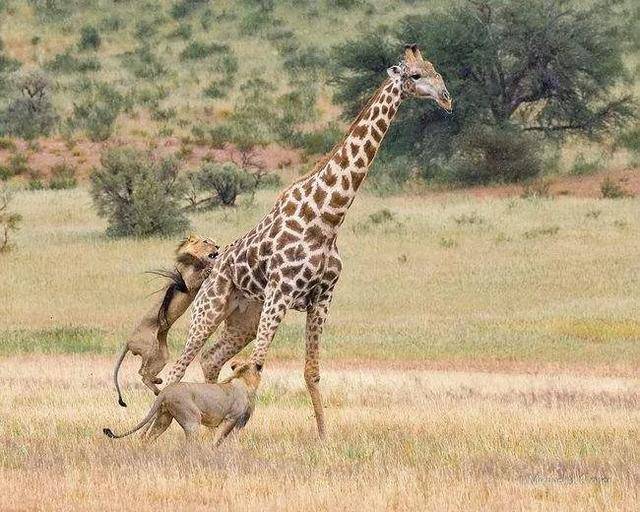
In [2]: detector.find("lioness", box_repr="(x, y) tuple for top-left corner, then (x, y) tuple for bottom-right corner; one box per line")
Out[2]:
(104, 359), (261, 444)
(113, 234), (219, 406)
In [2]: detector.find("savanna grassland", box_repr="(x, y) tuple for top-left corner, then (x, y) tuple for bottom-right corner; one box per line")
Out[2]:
(1, 187), (640, 511)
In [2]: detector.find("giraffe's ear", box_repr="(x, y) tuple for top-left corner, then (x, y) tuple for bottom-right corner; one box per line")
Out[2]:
(387, 65), (402, 79)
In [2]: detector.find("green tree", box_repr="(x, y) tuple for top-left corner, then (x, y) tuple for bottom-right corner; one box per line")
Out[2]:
(0, 70), (58, 140)
(193, 162), (257, 207)
(90, 147), (190, 238)
(332, 0), (635, 184)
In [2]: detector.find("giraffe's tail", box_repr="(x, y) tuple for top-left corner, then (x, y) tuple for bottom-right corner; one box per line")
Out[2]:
(113, 344), (129, 407)
(103, 394), (164, 439)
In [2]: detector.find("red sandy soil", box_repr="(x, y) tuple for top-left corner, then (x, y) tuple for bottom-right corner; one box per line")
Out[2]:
(1, 136), (638, 198)
(0, 136), (302, 180)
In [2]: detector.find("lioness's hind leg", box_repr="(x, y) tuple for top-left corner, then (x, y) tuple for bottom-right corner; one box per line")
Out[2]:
(145, 412), (173, 442)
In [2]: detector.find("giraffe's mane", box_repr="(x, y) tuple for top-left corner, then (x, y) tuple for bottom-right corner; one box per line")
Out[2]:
(277, 77), (392, 199)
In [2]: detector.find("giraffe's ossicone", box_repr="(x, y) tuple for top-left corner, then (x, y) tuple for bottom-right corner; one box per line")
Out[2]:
(166, 44), (452, 439)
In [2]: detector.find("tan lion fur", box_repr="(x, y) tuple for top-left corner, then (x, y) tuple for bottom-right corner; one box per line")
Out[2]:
(113, 234), (219, 406)
(104, 359), (261, 445)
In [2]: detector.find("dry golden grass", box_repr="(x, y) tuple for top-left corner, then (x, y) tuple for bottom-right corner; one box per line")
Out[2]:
(1, 356), (639, 511)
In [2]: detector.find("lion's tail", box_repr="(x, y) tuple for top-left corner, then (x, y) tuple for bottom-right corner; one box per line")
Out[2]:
(113, 343), (129, 407)
(103, 394), (164, 439)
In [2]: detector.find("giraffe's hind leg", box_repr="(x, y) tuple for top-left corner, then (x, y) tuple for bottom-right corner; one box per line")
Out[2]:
(200, 301), (261, 383)
(164, 270), (235, 386)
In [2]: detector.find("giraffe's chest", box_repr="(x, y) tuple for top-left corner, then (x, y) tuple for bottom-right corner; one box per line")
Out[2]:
(231, 242), (342, 308)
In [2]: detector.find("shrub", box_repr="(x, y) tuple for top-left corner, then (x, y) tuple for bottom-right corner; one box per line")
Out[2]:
(570, 154), (602, 176)
(170, 23), (193, 40)
(180, 41), (229, 60)
(46, 50), (101, 73)
(0, 137), (16, 151)
(49, 162), (77, 190)
(0, 165), (11, 181)
(8, 153), (29, 176)
(601, 177), (633, 199)
(0, 186), (21, 252)
(100, 14), (125, 32)
(195, 162), (256, 206)
(170, 0), (208, 19)
(70, 83), (125, 141)
(0, 70), (57, 140)
(445, 125), (542, 185)
(120, 45), (166, 80)
(79, 25), (101, 50)
(203, 80), (228, 99)
(135, 19), (157, 40)
(90, 147), (190, 237)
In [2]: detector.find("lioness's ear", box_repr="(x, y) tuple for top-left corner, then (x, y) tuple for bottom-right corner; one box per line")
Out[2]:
(230, 361), (239, 371)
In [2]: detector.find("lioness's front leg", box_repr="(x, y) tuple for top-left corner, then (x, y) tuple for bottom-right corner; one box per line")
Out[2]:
(212, 418), (238, 447)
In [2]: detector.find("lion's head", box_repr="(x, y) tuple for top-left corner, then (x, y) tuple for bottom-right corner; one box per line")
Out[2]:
(176, 234), (220, 268)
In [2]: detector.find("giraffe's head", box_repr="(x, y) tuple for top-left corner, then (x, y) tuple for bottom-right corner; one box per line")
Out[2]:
(387, 44), (452, 113)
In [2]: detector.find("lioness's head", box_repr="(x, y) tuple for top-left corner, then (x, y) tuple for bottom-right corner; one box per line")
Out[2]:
(229, 358), (262, 391)
(176, 234), (220, 268)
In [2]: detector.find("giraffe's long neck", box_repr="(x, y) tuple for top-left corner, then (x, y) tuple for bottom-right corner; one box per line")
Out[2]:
(300, 78), (403, 231)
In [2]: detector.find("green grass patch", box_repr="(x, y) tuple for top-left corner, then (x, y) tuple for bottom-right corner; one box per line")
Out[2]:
(0, 327), (107, 355)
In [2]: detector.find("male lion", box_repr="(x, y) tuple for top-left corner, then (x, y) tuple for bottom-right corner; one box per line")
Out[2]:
(113, 234), (219, 406)
(104, 359), (261, 444)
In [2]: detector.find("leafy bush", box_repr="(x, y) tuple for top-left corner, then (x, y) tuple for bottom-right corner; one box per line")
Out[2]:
(90, 147), (190, 237)
(0, 71), (57, 140)
(120, 45), (166, 80)
(194, 162), (256, 206)
(79, 25), (101, 50)
(0, 137), (16, 151)
(570, 154), (602, 176)
(0, 186), (21, 252)
(49, 162), (77, 190)
(601, 177), (633, 199)
(0, 165), (11, 181)
(70, 82), (125, 141)
(443, 125), (542, 185)
(46, 50), (101, 73)
(170, 0), (209, 19)
(180, 41), (229, 61)
(8, 153), (30, 176)
(100, 14), (125, 32)
(170, 23), (193, 40)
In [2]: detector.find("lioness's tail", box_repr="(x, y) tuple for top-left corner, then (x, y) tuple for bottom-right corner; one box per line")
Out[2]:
(103, 394), (164, 439)
(113, 344), (129, 407)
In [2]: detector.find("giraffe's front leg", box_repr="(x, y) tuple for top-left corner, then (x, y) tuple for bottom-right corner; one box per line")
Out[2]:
(304, 297), (332, 440)
(250, 286), (291, 369)
(200, 301), (261, 383)
(164, 271), (234, 386)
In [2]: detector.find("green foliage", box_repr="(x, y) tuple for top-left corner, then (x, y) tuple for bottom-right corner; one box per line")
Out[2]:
(79, 25), (101, 51)
(180, 41), (229, 61)
(0, 137), (16, 151)
(0, 186), (22, 252)
(49, 162), (77, 190)
(120, 45), (166, 80)
(194, 162), (257, 206)
(570, 154), (602, 176)
(170, 23), (193, 40)
(170, 0), (209, 19)
(0, 37), (21, 96)
(617, 127), (640, 153)
(0, 71), (57, 140)
(90, 147), (190, 238)
(70, 82), (125, 142)
(332, 0), (635, 184)
(8, 153), (30, 176)
(100, 14), (125, 32)
(46, 50), (101, 73)
(443, 125), (543, 185)
(600, 177), (634, 199)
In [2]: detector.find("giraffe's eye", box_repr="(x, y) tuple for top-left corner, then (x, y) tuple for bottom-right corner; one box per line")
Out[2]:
(410, 74), (421, 80)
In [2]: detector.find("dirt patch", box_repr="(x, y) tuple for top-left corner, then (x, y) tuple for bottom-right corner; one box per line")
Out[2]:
(0, 137), (302, 180)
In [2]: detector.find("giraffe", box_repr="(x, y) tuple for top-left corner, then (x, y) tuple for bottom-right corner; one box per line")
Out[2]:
(165, 44), (452, 438)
